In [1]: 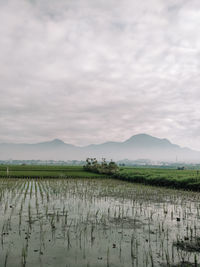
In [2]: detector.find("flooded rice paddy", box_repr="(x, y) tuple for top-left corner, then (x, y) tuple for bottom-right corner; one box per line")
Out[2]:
(0, 178), (200, 267)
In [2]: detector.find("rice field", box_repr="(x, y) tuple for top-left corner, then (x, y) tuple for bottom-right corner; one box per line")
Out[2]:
(114, 167), (200, 191)
(0, 166), (106, 179)
(0, 178), (200, 267)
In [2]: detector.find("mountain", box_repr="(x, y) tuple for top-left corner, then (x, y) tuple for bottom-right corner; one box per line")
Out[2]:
(0, 139), (78, 160)
(0, 134), (200, 162)
(86, 134), (198, 162)
(124, 134), (177, 147)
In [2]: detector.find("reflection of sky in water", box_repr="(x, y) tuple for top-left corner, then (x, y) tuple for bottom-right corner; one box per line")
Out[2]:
(0, 179), (199, 267)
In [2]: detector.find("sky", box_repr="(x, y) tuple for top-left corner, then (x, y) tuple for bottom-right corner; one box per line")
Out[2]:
(0, 0), (200, 149)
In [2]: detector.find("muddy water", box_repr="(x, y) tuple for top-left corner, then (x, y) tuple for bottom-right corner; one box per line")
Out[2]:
(0, 178), (199, 267)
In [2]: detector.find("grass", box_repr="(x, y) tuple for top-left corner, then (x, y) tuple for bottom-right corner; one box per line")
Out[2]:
(0, 165), (106, 179)
(113, 167), (200, 191)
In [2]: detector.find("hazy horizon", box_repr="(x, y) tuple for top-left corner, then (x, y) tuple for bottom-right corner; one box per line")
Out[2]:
(0, 132), (196, 150)
(1, 0), (200, 150)
(1, 133), (200, 162)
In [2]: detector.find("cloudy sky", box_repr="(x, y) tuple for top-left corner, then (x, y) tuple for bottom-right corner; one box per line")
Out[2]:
(0, 0), (200, 149)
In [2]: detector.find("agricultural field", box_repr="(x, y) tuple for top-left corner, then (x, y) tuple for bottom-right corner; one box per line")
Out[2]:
(114, 167), (200, 191)
(0, 165), (106, 179)
(1, 165), (200, 191)
(0, 177), (200, 267)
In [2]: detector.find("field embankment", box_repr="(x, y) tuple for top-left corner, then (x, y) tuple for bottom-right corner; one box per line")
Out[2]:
(113, 167), (200, 191)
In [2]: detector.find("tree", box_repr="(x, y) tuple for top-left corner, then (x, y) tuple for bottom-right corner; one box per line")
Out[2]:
(84, 158), (119, 175)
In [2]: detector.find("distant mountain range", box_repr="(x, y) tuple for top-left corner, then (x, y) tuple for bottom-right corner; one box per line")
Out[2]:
(0, 134), (200, 162)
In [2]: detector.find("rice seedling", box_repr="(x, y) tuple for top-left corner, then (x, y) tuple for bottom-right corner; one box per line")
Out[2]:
(0, 172), (199, 266)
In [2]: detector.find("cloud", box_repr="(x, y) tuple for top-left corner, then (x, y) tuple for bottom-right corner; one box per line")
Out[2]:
(0, 0), (200, 150)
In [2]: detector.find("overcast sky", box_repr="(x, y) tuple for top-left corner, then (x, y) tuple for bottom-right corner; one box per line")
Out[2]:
(0, 0), (200, 149)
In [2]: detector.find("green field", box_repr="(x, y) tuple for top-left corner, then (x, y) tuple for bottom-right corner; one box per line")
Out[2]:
(0, 165), (200, 191)
(114, 167), (200, 191)
(0, 165), (106, 179)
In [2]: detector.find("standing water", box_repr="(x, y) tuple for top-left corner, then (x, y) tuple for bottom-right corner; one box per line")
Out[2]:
(0, 178), (199, 267)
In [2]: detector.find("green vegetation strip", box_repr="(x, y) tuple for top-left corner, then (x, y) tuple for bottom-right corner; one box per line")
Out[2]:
(0, 165), (200, 191)
(0, 165), (106, 179)
(113, 167), (200, 191)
